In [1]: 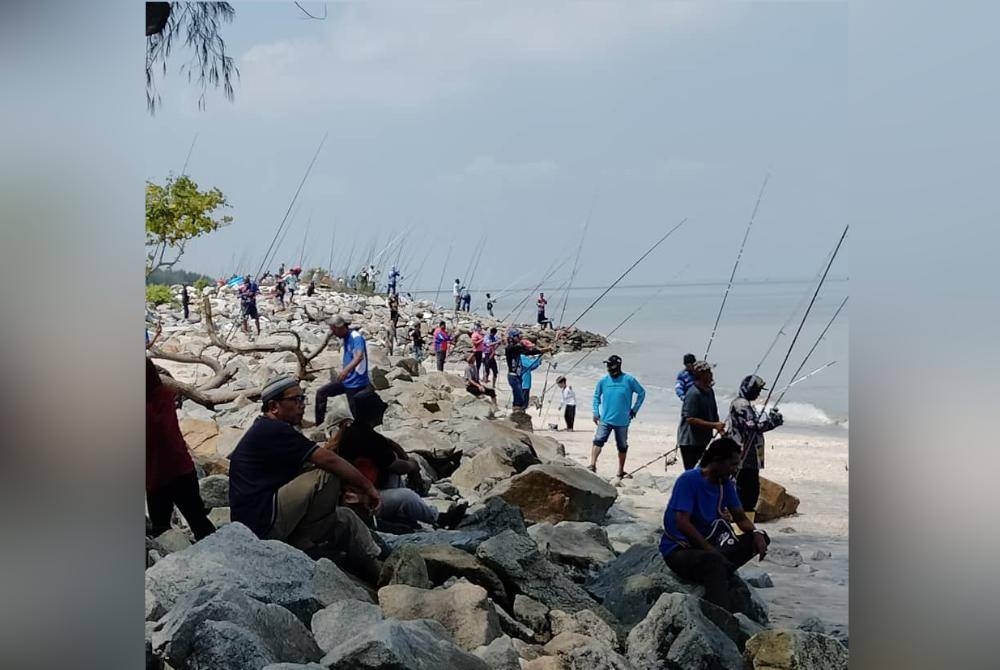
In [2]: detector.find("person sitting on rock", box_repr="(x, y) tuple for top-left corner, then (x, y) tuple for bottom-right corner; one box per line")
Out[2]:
(464, 352), (497, 401)
(328, 403), (468, 532)
(227, 375), (384, 582)
(660, 437), (770, 612)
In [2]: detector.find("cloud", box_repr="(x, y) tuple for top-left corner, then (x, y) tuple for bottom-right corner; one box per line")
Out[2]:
(234, 1), (720, 114)
(436, 154), (559, 187)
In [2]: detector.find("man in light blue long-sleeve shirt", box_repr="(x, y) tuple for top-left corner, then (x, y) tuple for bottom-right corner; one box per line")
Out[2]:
(589, 354), (646, 478)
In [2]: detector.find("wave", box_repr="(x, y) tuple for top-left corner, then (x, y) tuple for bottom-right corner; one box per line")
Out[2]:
(774, 401), (845, 427)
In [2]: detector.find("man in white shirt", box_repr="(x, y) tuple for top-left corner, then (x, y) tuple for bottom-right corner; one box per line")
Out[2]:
(556, 375), (577, 431)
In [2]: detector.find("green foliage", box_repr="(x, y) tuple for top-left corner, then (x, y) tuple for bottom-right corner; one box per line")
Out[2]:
(146, 284), (177, 306)
(146, 174), (232, 276)
(193, 277), (211, 291)
(146, 267), (215, 286)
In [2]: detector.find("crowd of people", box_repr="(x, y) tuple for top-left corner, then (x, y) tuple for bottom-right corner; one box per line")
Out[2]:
(147, 267), (790, 618)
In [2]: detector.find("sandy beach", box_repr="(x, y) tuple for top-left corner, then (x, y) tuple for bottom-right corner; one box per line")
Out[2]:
(448, 359), (849, 635)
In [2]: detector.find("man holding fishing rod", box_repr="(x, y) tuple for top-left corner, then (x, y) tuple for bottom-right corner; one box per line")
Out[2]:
(677, 361), (727, 470)
(728, 374), (783, 517)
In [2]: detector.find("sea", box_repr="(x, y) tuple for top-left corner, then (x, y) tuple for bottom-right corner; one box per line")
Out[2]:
(442, 279), (848, 433)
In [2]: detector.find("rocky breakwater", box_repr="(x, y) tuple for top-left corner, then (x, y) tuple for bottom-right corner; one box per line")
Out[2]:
(145, 286), (843, 669)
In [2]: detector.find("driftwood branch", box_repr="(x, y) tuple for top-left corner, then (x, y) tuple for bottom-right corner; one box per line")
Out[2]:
(201, 296), (332, 379)
(148, 346), (234, 390)
(160, 374), (258, 410)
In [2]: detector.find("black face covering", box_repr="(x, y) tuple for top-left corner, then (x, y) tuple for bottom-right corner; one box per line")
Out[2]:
(606, 363), (622, 376)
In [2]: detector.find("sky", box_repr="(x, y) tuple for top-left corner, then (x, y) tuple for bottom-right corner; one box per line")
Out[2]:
(145, 1), (847, 292)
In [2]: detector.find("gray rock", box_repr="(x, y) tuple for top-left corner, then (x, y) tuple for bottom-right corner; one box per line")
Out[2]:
(378, 545), (432, 589)
(543, 632), (633, 669)
(513, 594), (550, 637)
(528, 521), (617, 570)
(395, 358), (421, 377)
(378, 582), (503, 651)
(146, 523), (344, 624)
(740, 568), (774, 588)
(321, 618), (490, 670)
(475, 530), (617, 629)
(451, 445), (530, 498)
(415, 544), (509, 607)
(766, 546), (804, 568)
(495, 598), (540, 642)
(457, 496), (529, 538)
(371, 367), (391, 391)
(150, 583), (322, 669)
(525, 433), (566, 462)
(455, 420), (534, 459)
(743, 629), (849, 669)
(511, 638), (547, 661)
(626, 593), (742, 670)
(153, 529), (192, 554)
(735, 612), (767, 640)
(207, 506), (231, 527)
(507, 410), (534, 431)
(810, 549), (833, 561)
(310, 599), (384, 653)
(262, 665), (327, 670)
(198, 474), (230, 509)
(145, 588), (165, 622)
(472, 634), (521, 670)
(313, 556), (376, 604)
(586, 543), (666, 602)
(549, 609), (618, 649)
(604, 571), (693, 633)
(381, 528), (490, 553)
(490, 464), (619, 524)
(798, 616), (827, 634)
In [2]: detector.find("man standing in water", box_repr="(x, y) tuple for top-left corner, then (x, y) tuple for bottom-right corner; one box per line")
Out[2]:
(675, 353), (697, 400)
(589, 355), (646, 478)
(677, 361), (727, 470)
(728, 374), (783, 517)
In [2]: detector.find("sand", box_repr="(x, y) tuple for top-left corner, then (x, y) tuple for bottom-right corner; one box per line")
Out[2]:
(456, 362), (849, 634)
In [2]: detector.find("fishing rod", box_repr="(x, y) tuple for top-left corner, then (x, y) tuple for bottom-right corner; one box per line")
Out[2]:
(434, 243), (452, 307)
(537, 265), (690, 421)
(772, 360), (838, 407)
(766, 296), (847, 409)
(500, 256), (569, 324)
(466, 234), (489, 298)
(563, 217), (688, 332)
(181, 132), (199, 175)
(754, 245), (836, 375)
(251, 133), (327, 284)
(297, 211), (312, 268)
(326, 228), (336, 277)
(492, 268), (537, 302)
(513, 271), (572, 326)
(762, 225), (848, 408)
(408, 242), (434, 293)
(704, 173), (769, 360)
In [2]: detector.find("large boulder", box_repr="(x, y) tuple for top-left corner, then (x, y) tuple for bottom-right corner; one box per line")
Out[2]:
(451, 444), (538, 498)
(743, 629), (849, 669)
(626, 593), (743, 670)
(526, 433), (567, 462)
(527, 521), (617, 570)
(381, 528), (490, 553)
(378, 582), (503, 651)
(490, 464), (618, 524)
(145, 523), (368, 624)
(395, 357), (421, 377)
(310, 599), (384, 653)
(475, 530), (617, 628)
(756, 477), (800, 522)
(542, 632), (633, 670)
(472, 635), (522, 670)
(513, 595), (551, 639)
(320, 617), (490, 670)
(379, 427), (456, 459)
(150, 583), (322, 670)
(455, 420), (535, 459)
(549, 609), (619, 649)
(457, 496), (529, 538)
(415, 544), (509, 607)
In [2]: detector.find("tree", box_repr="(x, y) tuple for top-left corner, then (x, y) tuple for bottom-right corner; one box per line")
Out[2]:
(146, 2), (238, 114)
(146, 175), (232, 277)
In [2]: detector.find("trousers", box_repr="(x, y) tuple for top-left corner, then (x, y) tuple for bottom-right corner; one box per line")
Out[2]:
(564, 405), (576, 430)
(680, 443), (708, 470)
(436, 350), (446, 371)
(663, 532), (768, 611)
(146, 470), (216, 540)
(378, 486), (439, 525)
(314, 380), (365, 425)
(736, 468), (761, 512)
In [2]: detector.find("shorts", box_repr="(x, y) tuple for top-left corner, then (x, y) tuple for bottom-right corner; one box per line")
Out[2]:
(593, 422), (629, 453)
(241, 303), (259, 319)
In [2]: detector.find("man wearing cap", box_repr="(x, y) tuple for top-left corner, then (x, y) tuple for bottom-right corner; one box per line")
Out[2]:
(728, 374), (784, 515)
(589, 355), (646, 478)
(228, 376), (383, 582)
(677, 361), (727, 470)
(314, 314), (371, 426)
(675, 353), (697, 400)
(432, 320), (451, 372)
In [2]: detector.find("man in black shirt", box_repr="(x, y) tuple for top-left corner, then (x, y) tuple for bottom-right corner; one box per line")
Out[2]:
(228, 375), (383, 582)
(676, 361), (728, 470)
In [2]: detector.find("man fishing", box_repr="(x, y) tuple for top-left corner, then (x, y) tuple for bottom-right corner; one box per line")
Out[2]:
(433, 321), (451, 372)
(387, 264), (402, 295)
(485, 293), (495, 317)
(453, 278), (462, 311)
(676, 361), (726, 470)
(728, 375), (783, 517)
(675, 353), (697, 400)
(536, 292), (550, 329)
(589, 355), (646, 478)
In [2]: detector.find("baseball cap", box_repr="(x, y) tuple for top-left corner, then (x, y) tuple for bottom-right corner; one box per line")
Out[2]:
(603, 355), (622, 365)
(328, 314), (352, 328)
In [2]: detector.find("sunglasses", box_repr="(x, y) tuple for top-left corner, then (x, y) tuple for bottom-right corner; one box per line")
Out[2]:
(278, 394), (307, 405)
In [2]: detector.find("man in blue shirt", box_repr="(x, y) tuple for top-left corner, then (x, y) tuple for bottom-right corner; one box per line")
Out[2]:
(314, 314), (371, 426)
(659, 437), (769, 612)
(674, 353), (696, 400)
(588, 354), (646, 478)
